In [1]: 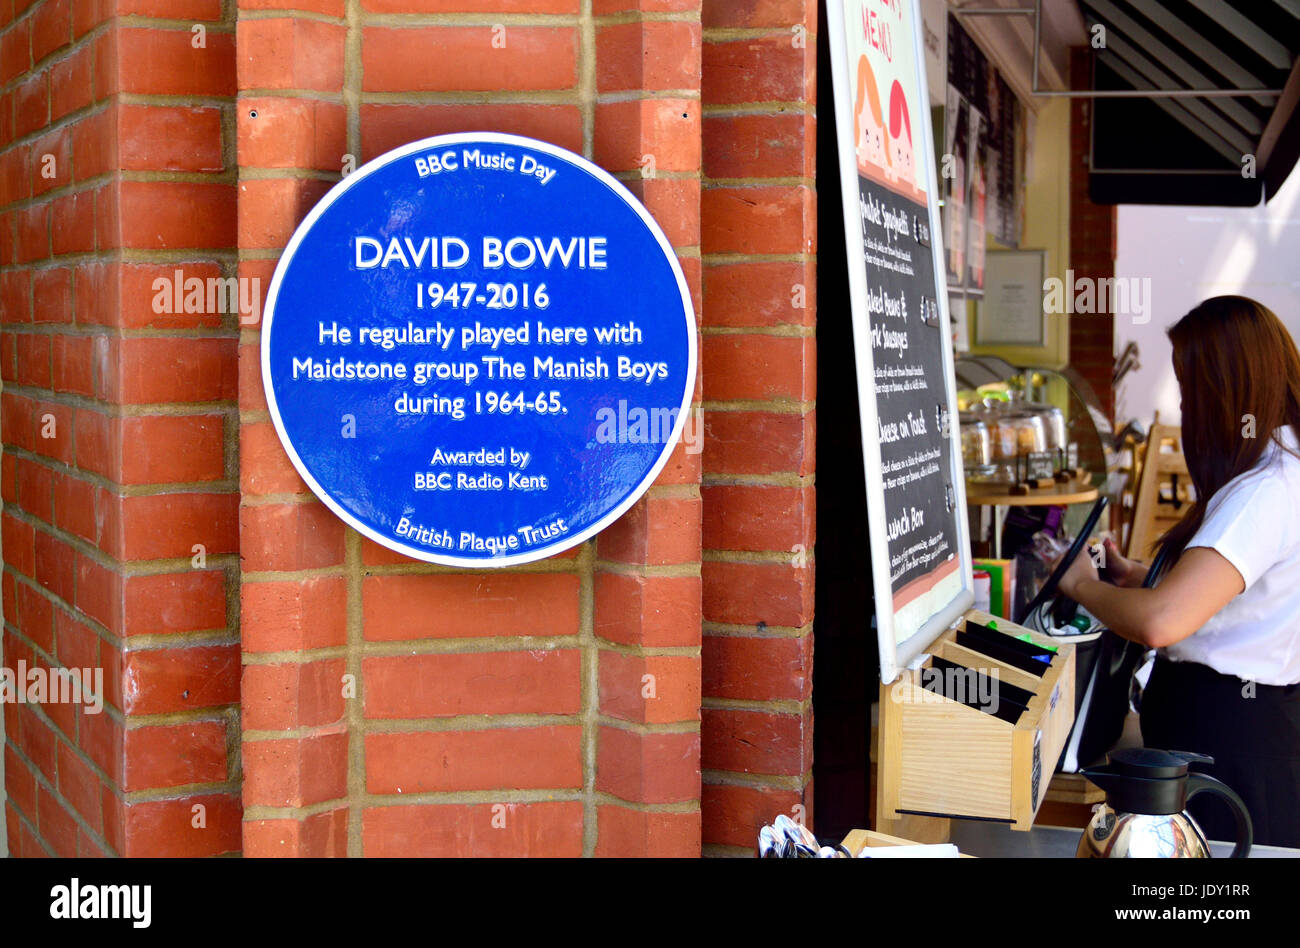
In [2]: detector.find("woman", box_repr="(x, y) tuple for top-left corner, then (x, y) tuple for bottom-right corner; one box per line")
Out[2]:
(1058, 295), (1300, 848)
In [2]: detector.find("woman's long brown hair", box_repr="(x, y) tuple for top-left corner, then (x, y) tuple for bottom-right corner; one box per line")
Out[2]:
(1157, 296), (1300, 565)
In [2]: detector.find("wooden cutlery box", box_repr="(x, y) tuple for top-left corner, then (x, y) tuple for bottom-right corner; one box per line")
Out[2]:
(876, 609), (1076, 830)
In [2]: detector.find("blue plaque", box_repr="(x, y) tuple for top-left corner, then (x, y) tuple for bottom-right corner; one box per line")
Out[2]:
(261, 133), (696, 566)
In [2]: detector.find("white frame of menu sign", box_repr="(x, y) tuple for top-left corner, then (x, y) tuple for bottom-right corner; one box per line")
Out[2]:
(826, 0), (974, 684)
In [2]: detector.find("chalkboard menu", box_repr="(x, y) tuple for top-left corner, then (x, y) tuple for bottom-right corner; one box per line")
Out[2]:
(943, 87), (969, 285)
(827, 0), (973, 683)
(986, 71), (1022, 248)
(947, 11), (988, 116)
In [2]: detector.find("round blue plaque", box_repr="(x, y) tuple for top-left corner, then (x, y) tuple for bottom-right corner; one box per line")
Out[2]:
(261, 133), (696, 566)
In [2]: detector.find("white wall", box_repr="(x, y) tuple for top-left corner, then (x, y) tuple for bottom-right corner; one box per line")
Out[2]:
(1114, 170), (1300, 428)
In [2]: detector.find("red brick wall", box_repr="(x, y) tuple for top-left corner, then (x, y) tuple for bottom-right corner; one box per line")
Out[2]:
(235, 0), (705, 858)
(1068, 47), (1116, 420)
(699, 2), (816, 854)
(3, 0), (817, 858)
(589, 2), (704, 858)
(1, 0), (242, 856)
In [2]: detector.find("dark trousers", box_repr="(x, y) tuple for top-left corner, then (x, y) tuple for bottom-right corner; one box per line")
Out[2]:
(1140, 657), (1300, 849)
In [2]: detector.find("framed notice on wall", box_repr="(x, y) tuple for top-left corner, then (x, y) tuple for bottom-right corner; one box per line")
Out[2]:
(976, 249), (1046, 346)
(826, 0), (974, 684)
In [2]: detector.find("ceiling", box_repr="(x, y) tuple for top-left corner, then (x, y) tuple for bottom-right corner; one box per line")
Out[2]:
(947, 0), (1090, 105)
(948, 0), (1300, 204)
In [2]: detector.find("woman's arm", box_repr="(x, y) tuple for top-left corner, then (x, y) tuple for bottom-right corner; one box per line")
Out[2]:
(1058, 546), (1244, 648)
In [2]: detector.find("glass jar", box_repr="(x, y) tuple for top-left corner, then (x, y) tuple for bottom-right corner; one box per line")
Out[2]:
(990, 411), (1046, 460)
(1004, 390), (1066, 452)
(960, 413), (991, 468)
(1025, 403), (1066, 451)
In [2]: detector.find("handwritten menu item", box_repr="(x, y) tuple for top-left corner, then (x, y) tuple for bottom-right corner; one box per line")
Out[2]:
(830, 0), (972, 681)
(261, 134), (696, 566)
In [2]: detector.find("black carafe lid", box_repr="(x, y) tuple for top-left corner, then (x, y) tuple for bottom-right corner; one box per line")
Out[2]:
(1082, 749), (1216, 815)
(1108, 748), (1213, 779)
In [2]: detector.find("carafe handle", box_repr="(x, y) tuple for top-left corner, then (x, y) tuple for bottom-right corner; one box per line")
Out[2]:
(1186, 773), (1253, 858)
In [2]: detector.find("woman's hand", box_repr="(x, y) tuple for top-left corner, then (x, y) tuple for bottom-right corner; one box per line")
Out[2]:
(1098, 536), (1148, 588)
(1056, 545), (1099, 599)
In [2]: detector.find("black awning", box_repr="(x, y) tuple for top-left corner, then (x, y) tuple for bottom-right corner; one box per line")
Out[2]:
(1078, 0), (1300, 205)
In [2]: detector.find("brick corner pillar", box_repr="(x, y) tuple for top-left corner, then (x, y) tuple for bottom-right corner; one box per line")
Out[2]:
(234, 0), (350, 858)
(698, 1), (817, 855)
(1068, 46), (1117, 422)
(237, 0), (704, 858)
(590, 0), (705, 859)
(2, 0), (241, 857)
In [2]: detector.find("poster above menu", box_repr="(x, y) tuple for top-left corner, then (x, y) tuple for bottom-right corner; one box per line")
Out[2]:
(827, 0), (973, 683)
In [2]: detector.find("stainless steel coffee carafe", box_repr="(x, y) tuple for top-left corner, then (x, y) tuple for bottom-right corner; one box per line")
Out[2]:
(1077, 748), (1253, 858)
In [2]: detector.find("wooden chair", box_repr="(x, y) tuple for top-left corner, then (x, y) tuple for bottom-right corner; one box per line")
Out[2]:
(1126, 424), (1194, 563)
(1115, 425), (1147, 552)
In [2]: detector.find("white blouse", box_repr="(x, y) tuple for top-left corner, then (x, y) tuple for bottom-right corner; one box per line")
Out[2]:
(1165, 425), (1300, 685)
